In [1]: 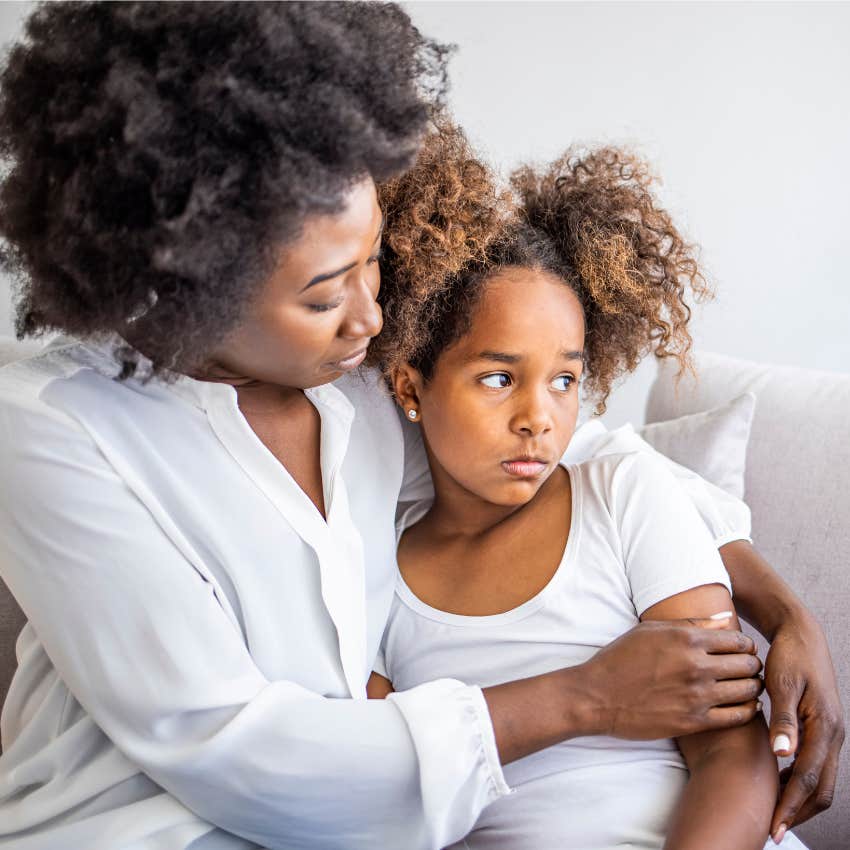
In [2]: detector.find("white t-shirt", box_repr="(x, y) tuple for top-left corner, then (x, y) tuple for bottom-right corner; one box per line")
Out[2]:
(381, 452), (743, 850)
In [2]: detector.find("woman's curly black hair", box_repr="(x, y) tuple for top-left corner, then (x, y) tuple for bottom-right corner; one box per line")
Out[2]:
(0, 1), (450, 377)
(371, 123), (713, 414)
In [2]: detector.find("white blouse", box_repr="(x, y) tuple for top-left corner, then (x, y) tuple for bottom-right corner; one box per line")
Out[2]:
(0, 337), (750, 850)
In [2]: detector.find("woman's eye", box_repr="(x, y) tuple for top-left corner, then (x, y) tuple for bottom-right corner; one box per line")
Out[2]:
(367, 248), (384, 266)
(307, 300), (343, 313)
(480, 373), (511, 389)
(551, 375), (574, 391)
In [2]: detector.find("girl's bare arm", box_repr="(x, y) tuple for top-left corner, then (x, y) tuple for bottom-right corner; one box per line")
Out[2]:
(642, 584), (778, 850)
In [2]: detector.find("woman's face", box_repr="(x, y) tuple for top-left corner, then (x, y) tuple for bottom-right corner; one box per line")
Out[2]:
(398, 267), (586, 508)
(206, 178), (384, 389)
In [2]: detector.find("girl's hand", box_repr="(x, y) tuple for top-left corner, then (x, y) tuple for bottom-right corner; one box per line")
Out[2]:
(766, 609), (845, 840)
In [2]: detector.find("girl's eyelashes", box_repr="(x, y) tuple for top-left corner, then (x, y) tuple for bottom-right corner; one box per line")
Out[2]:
(479, 372), (511, 389)
(367, 247), (384, 265)
(478, 373), (576, 391)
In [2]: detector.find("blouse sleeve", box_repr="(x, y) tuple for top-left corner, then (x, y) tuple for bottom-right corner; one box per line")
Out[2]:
(567, 422), (752, 547)
(606, 452), (733, 616)
(0, 398), (507, 850)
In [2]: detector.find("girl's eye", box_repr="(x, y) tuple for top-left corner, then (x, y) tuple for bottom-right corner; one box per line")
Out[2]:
(480, 373), (512, 389)
(551, 374), (574, 392)
(367, 247), (384, 266)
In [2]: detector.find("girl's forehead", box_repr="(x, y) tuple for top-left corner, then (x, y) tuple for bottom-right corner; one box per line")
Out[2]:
(455, 269), (585, 357)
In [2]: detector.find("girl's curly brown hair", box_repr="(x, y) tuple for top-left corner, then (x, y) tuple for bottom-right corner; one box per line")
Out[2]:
(370, 123), (713, 414)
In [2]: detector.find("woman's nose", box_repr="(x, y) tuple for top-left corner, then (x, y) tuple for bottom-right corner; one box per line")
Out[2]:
(340, 280), (383, 340)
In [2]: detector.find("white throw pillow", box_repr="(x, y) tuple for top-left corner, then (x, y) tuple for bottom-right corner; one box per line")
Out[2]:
(639, 392), (756, 499)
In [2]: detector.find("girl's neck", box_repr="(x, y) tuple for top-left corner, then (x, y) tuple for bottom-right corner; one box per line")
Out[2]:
(424, 461), (566, 542)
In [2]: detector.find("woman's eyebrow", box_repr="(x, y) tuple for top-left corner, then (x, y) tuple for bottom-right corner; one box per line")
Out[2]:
(300, 218), (385, 293)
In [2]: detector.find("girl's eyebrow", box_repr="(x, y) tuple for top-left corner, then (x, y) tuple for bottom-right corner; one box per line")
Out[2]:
(467, 351), (521, 364)
(466, 349), (584, 364)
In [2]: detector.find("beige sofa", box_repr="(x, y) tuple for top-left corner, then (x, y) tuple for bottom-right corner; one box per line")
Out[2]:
(0, 339), (847, 847)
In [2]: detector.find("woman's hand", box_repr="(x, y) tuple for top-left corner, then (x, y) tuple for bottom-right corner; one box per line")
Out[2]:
(580, 616), (764, 741)
(485, 615), (763, 765)
(765, 609), (845, 841)
(718, 540), (846, 839)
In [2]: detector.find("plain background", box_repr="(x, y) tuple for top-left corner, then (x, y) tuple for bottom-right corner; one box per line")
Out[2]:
(1, 1), (848, 425)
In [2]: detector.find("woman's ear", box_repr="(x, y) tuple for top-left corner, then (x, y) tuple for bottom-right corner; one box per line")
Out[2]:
(392, 363), (424, 422)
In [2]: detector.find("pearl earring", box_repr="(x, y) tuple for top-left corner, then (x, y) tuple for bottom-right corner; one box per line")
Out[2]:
(407, 409), (419, 421)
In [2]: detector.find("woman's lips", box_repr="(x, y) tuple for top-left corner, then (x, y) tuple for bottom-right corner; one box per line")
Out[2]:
(331, 347), (368, 372)
(501, 459), (549, 478)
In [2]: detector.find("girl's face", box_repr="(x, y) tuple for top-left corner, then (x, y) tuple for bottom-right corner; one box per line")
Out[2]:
(397, 267), (585, 509)
(205, 178), (384, 388)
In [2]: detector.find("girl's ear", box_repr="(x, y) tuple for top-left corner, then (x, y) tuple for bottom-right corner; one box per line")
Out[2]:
(392, 363), (424, 420)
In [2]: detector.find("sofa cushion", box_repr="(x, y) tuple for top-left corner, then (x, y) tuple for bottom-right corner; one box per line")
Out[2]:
(647, 351), (850, 849)
(639, 392), (756, 499)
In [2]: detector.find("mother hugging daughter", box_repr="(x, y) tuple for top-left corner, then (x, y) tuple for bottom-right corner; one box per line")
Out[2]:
(0, 4), (840, 849)
(366, 124), (807, 849)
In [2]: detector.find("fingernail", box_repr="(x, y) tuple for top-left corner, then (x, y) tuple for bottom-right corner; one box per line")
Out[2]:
(772, 822), (787, 844)
(772, 734), (791, 754)
(756, 700), (763, 712)
(709, 611), (733, 620)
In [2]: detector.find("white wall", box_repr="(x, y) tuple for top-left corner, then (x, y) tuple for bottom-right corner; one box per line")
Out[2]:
(404, 1), (850, 425)
(1, 2), (848, 424)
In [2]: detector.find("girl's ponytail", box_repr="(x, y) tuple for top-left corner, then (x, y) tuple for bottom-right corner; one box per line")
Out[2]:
(511, 148), (712, 412)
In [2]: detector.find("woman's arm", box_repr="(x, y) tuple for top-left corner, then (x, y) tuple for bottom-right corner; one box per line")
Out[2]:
(720, 540), (845, 838)
(642, 584), (777, 850)
(568, 421), (844, 832)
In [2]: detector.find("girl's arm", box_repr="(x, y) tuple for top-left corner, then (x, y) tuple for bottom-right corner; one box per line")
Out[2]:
(642, 583), (778, 850)
(367, 672), (395, 699)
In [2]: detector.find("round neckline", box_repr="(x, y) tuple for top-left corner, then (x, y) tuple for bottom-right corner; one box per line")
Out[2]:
(394, 463), (582, 627)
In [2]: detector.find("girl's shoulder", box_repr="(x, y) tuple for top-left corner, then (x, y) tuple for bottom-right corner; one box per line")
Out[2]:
(566, 450), (679, 523)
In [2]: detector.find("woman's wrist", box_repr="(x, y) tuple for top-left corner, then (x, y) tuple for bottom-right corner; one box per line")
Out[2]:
(719, 540), (808, 641)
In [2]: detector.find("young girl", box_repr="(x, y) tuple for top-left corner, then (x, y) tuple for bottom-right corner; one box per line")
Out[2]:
(366, 126), (805, 850)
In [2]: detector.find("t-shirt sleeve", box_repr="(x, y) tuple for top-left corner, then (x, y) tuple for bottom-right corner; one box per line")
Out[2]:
(608, 453), (733, 616)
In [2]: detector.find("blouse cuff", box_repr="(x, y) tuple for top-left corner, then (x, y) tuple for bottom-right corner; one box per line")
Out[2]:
(388, 679), (511, 848)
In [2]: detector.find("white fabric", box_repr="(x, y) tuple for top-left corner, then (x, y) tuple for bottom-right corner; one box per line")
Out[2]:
(0, 337), (509, 850)
(381, 453), (788, 850)
(639, 392), (756, 499)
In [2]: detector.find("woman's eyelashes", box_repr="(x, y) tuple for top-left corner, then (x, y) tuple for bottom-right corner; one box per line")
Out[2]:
(307, 298), (344, 313)
(477, 373), (576, 391)
(308, 250), (382, 313)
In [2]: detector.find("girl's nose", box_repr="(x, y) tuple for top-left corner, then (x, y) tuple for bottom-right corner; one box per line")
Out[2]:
(510, 389), (553, 436)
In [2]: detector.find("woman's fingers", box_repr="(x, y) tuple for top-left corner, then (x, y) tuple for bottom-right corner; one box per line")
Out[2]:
(704, 699), (761, 730)
(691, 620), (757, 655)
(706, 651), (763, 681)
(767, 671), (804, 758)
(772, 722), (843, 833)
(710, 676), (764, 706)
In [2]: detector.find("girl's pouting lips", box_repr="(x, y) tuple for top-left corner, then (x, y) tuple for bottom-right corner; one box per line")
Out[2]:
(501, 458), (550, 478)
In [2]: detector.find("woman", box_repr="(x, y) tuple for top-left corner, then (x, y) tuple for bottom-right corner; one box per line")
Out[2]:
(0, 4), (841, 849)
